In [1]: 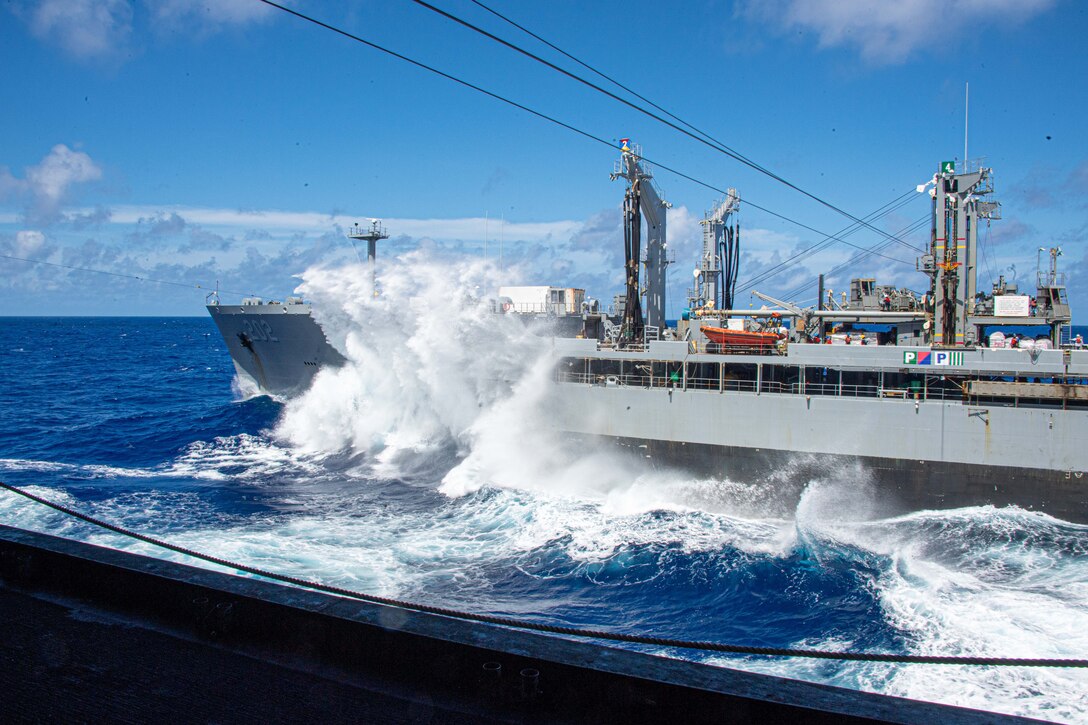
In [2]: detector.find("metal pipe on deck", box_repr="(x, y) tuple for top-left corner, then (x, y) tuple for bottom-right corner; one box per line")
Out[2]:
(706, 309), (928, 319)
(812, 310), (928, 319)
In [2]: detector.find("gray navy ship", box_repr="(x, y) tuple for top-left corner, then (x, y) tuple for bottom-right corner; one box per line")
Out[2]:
(208, 144), (1088, 523)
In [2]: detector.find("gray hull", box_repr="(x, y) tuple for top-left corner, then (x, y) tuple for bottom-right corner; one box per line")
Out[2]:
(580, 434), (1088, 523)
(548, 344), (1088, 523)
(207, 302), (345, 397)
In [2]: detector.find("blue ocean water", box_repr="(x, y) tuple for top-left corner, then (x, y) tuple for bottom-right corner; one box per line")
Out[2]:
(2, 313), (1087, 722)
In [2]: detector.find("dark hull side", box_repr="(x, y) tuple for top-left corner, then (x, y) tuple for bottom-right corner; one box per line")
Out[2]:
(594, 435), (1088, 524)
(207, 305), (346, 397)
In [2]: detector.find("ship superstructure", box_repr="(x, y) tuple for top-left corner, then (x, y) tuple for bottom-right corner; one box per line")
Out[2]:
(547, 147), (1087, 521)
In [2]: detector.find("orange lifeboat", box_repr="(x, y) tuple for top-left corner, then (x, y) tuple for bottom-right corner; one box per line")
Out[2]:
(701, 326), (781, 350)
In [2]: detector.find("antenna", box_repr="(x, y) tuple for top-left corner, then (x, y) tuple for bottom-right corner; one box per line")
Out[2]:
(964, 82), (969, 166)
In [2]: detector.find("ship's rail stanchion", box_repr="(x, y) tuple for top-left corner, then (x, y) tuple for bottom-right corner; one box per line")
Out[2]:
(685, 373), (719, 391)
(723, 379), (758, 394)
(702, 342), (782, 356)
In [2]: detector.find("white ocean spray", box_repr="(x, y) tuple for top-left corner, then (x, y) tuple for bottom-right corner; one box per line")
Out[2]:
(273, 253), (712, 507)
(275, 253), (543, 465)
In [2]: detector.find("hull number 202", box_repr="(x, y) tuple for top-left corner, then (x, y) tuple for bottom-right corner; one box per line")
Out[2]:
(243, 319), (279, 343)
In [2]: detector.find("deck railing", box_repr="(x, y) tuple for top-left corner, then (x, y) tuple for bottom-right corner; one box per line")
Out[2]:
(556, 371), (983, 403)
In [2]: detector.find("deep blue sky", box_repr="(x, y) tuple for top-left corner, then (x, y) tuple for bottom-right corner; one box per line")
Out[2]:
(2, 0), (1085, 317)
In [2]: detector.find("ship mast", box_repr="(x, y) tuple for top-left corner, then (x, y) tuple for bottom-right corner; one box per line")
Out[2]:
(620, 175), (645, 344)
(348, 219), (390, 295)
(691, 190), (740, 312)
(923, 161), (999, 346)
(612, 140), (670, 336)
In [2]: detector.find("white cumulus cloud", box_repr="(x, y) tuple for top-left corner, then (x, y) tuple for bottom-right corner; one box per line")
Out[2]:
(739, 0), (1056, 64)
(14, 230), (48, 257)
(16, 0), (134, 60)
(150, 0), (277, 31)
(1, 144), (103, 224)
(13, 0), (279, 62)
(26, 144), (103, 207)
(95, 205), (582, 244)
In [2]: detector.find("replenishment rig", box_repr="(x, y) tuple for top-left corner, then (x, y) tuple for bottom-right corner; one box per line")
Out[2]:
(551, 146), (1087, 521)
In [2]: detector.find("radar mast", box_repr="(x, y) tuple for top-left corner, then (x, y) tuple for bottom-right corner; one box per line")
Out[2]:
(348, 219), (390, 295)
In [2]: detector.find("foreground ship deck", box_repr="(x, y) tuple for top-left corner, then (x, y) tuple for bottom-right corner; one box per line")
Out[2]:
(0, 525), (1048, 724)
